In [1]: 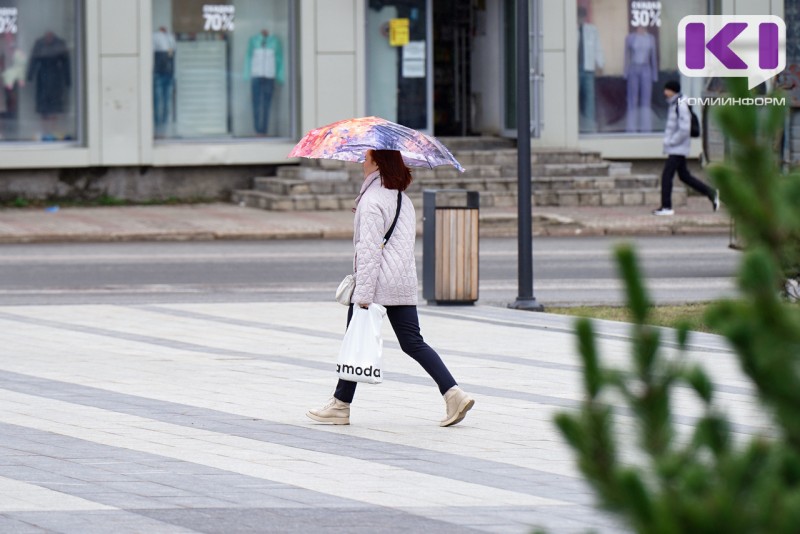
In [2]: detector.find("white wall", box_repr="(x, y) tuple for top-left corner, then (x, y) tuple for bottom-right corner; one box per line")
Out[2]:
(538, 0), (575, 148)
(298, 0), (364, 136)
(99, 0), (141, 165)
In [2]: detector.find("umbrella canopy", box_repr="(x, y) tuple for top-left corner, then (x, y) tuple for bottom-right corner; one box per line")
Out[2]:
(288, 116), (464, 172)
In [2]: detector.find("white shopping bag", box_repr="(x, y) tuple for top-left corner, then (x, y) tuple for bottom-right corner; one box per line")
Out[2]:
(337, 303), (386, 384)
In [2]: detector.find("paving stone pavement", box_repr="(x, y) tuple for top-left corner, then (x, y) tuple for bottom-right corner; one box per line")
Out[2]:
(0, 301), (767, 533)
(0, 196), (728, 244)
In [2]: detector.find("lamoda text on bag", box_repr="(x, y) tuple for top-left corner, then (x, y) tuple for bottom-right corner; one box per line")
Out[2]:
(336, 363), (381, 378)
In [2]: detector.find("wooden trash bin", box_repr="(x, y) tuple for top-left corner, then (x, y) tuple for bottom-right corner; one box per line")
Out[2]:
(422, 190), (479, 304)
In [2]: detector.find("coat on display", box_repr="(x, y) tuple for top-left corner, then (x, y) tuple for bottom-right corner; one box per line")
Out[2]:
(26, 32), (70, 116)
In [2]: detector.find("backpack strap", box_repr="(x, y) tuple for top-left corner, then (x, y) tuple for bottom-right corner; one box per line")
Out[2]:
(382, 190), (402, 248)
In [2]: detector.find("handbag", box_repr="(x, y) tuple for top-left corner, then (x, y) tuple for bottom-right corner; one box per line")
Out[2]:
(335, 274), (355, 306)
(337, 303), (386, 384)
(335, 190), (402, 305)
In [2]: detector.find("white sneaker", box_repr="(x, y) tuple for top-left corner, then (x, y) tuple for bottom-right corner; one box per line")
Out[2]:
(652, 207), (674, 216)
(306, 397), (350, 425)
(712, 190), (720, 212)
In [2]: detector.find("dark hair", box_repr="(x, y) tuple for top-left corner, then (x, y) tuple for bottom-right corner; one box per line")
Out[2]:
(664, 80), (681, 93)
(578, 7), (587, 18)
(371, 150), (413, 191)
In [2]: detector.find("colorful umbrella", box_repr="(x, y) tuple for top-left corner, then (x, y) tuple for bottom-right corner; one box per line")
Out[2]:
(288, 116), (465, 172)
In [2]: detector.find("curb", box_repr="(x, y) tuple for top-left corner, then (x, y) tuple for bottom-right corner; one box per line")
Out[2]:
(0, 224), (729, 244)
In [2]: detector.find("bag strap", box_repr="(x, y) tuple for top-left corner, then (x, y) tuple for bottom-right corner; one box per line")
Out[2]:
(382, 190), (402, 248)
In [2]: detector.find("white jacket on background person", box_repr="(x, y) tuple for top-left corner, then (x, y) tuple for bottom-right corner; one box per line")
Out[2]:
(351, 170), (418, 306)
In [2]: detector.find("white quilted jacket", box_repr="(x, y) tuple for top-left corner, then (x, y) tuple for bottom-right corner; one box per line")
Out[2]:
(351, 171), (418, 306)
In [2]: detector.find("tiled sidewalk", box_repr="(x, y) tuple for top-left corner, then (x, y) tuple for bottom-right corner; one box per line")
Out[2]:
(0, 302), (761, 533)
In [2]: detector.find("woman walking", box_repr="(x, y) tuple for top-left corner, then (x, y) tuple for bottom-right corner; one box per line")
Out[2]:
(307, 149), (475, 427)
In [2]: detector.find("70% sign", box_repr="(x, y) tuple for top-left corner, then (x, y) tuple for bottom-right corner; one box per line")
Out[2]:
(202, 5), (235, 32)
(0, 8), (18, 34)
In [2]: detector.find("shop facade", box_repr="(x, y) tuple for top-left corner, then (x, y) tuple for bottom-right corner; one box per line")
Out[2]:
(0, 0), (788, 198)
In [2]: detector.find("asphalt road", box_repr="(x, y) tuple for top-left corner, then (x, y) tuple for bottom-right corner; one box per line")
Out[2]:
(0, 235), (740, 307)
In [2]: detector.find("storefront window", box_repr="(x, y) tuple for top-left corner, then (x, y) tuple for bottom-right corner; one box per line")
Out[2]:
(0, 0), (81, 143)
(577, 0), (705, 135)
(366, 0), (428, 131)
(153, 0), (293, 140)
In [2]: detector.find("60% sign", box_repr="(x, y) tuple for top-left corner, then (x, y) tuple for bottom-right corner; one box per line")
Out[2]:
(202, 5), (235, 31)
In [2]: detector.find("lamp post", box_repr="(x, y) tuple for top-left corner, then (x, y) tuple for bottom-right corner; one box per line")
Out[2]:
(510, 0), (544, 312)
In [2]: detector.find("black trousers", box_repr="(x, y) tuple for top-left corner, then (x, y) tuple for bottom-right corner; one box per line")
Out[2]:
(334, 304), (457, 403)
(661, 155), (715, 209)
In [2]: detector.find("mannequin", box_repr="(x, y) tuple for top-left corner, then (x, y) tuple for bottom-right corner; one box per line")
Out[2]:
(578, 7), (604, 133)
(153, 26), (176, 136)
(245, 28), (284, 135)
(1, 32), (26, 139)
(26, 30), (70, 139)
(624, 26), (658, 132)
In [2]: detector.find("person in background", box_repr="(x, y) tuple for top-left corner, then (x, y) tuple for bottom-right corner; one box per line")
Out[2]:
(307, 149), (475, 427)
(653, 80), (719, 216)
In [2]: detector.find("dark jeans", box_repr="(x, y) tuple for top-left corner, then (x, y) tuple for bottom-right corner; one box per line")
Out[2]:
(153, 73), (173, 127)
(578, 70), (596, 133)
(334, 304), (457, 404)
(251, 77), (275, 134)
(660, 155), (715, 209)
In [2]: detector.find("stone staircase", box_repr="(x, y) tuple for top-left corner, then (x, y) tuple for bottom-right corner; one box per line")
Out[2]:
(233, 137), (683, 211)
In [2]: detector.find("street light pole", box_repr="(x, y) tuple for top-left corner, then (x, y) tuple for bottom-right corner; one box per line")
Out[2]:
(510, 0), (544, 312)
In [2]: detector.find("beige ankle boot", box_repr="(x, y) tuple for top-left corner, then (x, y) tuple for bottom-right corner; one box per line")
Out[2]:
(306, 396), (350, 425)
(440, 386), (474, 427)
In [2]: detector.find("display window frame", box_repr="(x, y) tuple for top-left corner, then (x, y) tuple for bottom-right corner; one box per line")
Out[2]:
(576, 0), (709, 138)
(151, 0), (297, 144)
(0, 0), (85, 147)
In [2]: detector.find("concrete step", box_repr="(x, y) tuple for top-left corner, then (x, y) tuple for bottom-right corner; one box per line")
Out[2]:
(531, 162), (611, 177)
(242, 144), (668, 211)
(233, 190), (428, 211)
(382, 161), (615, 179)
(285, 151), (608, 173)
(234, 186), (685, 211)
(275, 166), (355, 180)
(530, 149), (605, 164)
(410, 175), (658, 192)
(257, 173), (661, 197)
(276, 161), (617, 182)
(254, 176), (361, 196)
(452, 149), (604, 166)
(233, 190), (355, 211)
(479, 188), (686, 209)
(435, 136), (516, 151)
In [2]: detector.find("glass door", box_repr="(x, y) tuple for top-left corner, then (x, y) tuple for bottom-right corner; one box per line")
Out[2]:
(366, 0), (431, 132)
(501, 0), (541, 138)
